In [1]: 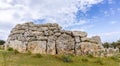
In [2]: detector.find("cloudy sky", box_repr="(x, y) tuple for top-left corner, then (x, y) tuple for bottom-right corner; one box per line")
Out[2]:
(0, 0), (120, 42)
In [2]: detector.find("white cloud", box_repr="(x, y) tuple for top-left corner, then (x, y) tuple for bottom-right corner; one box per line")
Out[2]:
(109, 21), (117, 24)
(77, 0), (103, 12)
(0, 0), (103, 40)
(0, 29), (10, 40)
(100, 32), (120, 36)
(74, 20), (87, 25)
(103, 8), (116, 17)
(118, 8), (120, 11)
(0, 0), (12, 9)
(71, 28), (85, 31)
(108, 0), (115, 4)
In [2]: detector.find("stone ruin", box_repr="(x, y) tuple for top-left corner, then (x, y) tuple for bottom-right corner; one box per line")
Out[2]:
(4, 22), (119, 57)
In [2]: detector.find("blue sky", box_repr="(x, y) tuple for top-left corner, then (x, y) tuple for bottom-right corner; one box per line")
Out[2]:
(0, 0), (120, 42)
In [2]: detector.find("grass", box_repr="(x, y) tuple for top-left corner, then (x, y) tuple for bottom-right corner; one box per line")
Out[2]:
(32, 53), (42, 58)
(0, 50), (120, 66)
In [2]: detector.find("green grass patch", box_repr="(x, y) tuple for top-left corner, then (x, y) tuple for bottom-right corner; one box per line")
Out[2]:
(94, 58), (105, 65)
(61, 54), (73, 63)
(32, 53), (42, 58)
(0, 51), (120, 66)
(81, 58), (89, 62)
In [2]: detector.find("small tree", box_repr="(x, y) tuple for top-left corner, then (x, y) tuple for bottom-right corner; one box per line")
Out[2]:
(0, 40), (5, 45)
(104, 39), (120, 52)
(111, 42), (117, 48)
(103, 42), (110, 48)
(117, 39), (120, 42)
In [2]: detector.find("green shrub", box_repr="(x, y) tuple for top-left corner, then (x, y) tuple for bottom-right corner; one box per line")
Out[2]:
(94, 59), (105, 65)
(27, 50), (32, 55)
(0, 40), (5, 45)
(87, 54), (94, 58)
(61, 54), (73, 63)
(7, 47), (13, 51)
(33, 53), (42, 58)
(14, 50), (19, 54)
(68, 54), (75, 57)
(81, 58), (89, 62)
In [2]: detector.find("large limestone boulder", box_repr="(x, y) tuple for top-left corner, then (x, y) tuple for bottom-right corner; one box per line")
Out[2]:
(91, 36), (102, 44)
(56, 33), (75, 54)
(77, 42), (101, 56)
(72, 31), (87, 37)
(28, 41), (47, 54)
(81, 37), (98, 44)
(47, 36), (56, 55)
(74, 36), (81, 43)
(7, 40), (26, 53)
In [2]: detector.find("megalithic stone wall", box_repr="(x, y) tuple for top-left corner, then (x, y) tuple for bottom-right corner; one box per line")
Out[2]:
(5, 22), (114, 56)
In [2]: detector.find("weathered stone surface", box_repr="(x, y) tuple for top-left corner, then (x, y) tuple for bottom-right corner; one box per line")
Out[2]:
(17, 34), (25, 41)
(49, 27), (59, 30)
(9, 40), (26, 53)
(28, 41), (47, 54)
(39, 27), (48, 31)
(56, 33), (75, 54)
(72, 31), (87, 37)
(47, 36), (56, 55)
(5, 22), (118, 57)
(79, 42), (100, 56)
(54, 32), (61, 37)
(11, 30), (25, 34)
(81, 37), (97, 43)
(44, 30), (54, 36)
(37, 36), (47, 41)
(31, 31), (44, 36)
(91, 36), (102, 44)
(75, 42), (81, 55)
(29, 27), (38, 31)
(64, 31), (72, 35)
(74, 37), (81, 43)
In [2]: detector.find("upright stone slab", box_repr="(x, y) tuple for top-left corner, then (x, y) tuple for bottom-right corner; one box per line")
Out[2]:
(47, 36), (56, 55)
(75, 43), (81, 55)
(79, 42), (101, 56)
(28, 41), (47, 54)
(74, 36), (81, 43)
(56, 33), (75, 54)
(9, 40), (26, 53)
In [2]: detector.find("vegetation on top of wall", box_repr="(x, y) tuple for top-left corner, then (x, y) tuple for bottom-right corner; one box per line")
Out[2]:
(103, 39), (120, 50)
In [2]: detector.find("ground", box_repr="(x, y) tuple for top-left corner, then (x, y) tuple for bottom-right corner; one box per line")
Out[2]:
(0, 50), (120, 66)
